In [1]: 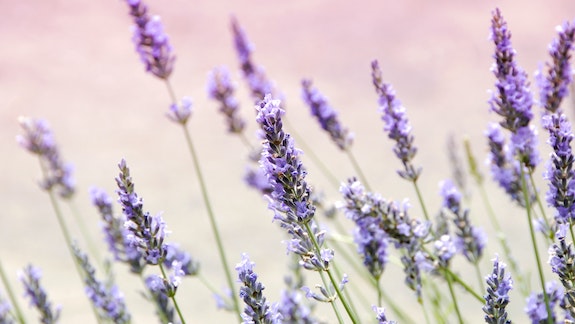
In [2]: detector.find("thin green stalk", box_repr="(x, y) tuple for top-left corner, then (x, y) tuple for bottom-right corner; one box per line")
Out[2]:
(0, 260), (26, 324)
(345, 149), (371, 191)
(443, 267), (464, 324)
(303, 223), (359, 323)
(521, 169), (553, 324)
(164, 79), (241, 321)
(474, 262), (485, 293)
(419, 299), (431, 324)
(412, 181), (430, 221)
(159, 263), (186, 324)
(529, 172), (553, 241)
(445, 265), (484, 303)
(181, 126), (241, 321)
(67, 200), (103, 267)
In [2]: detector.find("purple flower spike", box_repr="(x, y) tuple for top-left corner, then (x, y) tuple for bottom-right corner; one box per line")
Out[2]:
(231, 17), (277, 102)
(115, 159), (168, 266)
(537, 21), (575, 114)
(236, 254), (282, 324)
(301, 79), (354, 150)
(277, 290), (317, 324)
(543, 113), (575, 223)
(207, 66), (245, 133)
(167, 96), (192, 125)
(525, 281), (563, 323)
(125, 0), (175, 79)
(483, 256), (512, 324)
(371, 60), (420, 181)
(19, 265), (61, 324)
(17, 117), (75, 199)
(73, 244), (131, 323)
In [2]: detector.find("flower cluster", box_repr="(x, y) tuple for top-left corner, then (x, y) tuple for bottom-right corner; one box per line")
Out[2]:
(524, 281), (565, 323)
(167, 96), (193, 125)
(19, 265), (60, 324)
(371, 60), (420, 181)
(301, 79), (354, 150)
(115, 159), (168, 265)
(483, 256), (512, 324)
(125, 0), (175, 79)
(72, 244), (131, 323)
(17, 117), (75, 199)
(236, 254), (281, 324)
(207, 66), (245, 134)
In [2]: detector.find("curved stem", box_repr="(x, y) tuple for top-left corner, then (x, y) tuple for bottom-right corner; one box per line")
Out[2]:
(444, 267), (464, 324)
(412, 181), (430, 221)
(0, 260), (26, 324)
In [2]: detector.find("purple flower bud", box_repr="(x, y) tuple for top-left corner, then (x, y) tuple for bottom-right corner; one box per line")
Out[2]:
(483, 255), (512, 324)
(19, 265), (61, 324)
(167, 96), (192, 125)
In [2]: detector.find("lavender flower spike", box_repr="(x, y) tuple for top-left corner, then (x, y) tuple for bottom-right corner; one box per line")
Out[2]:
(19, 265), (60, 324)
(543, 113), (575, 223)
(372, 306), (397, 324)
(536, 20), (575, 114)
(115, 159), (168, 265)
(301, 79), (354, 150)
(483, 256), (512, 324)
(73, 244), (131, 323)
(207, 66), (245, 133)
(17, 117), (75, 199)
(371, 60), (420, 181)
(236, 254), (282, 324)
(124, 0), (175, 79)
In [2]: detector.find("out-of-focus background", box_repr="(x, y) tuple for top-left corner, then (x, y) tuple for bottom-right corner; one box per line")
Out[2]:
(2, 0), (575, 322)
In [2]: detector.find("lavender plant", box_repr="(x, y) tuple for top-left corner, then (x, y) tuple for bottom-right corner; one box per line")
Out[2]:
(10, 3), (575, 324)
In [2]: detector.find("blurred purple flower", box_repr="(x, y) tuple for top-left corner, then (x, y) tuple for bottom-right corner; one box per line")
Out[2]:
(372, 306), (397, 324)
(19, 265), (61, 324)
(525, 281), (563, 323)
(207, 66), (245, 133)
(167, 96), (192, 125)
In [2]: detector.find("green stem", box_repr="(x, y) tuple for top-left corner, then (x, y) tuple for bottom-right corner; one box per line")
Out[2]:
(159, 263), (186, 324)
(0, 260), (26, 324)
(412, 181), (430, 221)
(529, 172), (553, 241)
(474, 262), (485, 293)
(67, 200), (103, 267)
(521, 169), (553, 324)
(443, 267), (464, 324)
(181, 126), (242, 321)
(345, 149), (371, 191)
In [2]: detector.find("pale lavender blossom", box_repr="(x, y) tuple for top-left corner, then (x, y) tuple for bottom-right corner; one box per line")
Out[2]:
(372, 306), (397, 324)
(244, 166), (273, 195)
(72, 244), (130, 323)
(434, 235), (456, 266)
(277, 290), (317, 324)
(231, 17), (277, 102)
(17, 117), (75, 199)
(301, 79), (353, 150)
(525, 281), (564, 323)
(163, 243), (199, 276)
(167, 96), (192, 125)
(115, 159), (168, 265)
(207, 66), (245, 133)
(548, 234), (575, 318)
(353, 217), (389, 279)
(483, 256), (512, 324)
(19, 265), (60, 324)
(371, 60), (420, 181)
(124, 0), (175, 79)
(236, 254), (282, 324)
(536, 21), (575, 114)
(145, 275), (178, 323)
(543, 113), (575, 223)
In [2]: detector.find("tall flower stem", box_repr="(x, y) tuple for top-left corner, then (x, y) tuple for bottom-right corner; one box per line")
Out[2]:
(180, 126), (241, 320)
(0, 260), (25, 324)
(521, 169), (553, 324)
(158, 263), (186, 324)
(412, 181), (430, 221)
(443, 268), (464, 324)
(164, 79), (241, 320)
(345, 150), (371, 191)
(529, 172), (553, 240)
(474, 263), (485, 293)
(68, 201), (103, 266)
(303, 223), (359, 324)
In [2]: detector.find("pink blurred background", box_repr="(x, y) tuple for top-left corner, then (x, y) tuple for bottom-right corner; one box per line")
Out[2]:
(2, 0), (575, 322)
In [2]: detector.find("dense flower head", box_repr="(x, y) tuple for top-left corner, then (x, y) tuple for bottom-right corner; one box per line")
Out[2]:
(433, 234), (456, 266)
(439, 180), (462, 214)
(525, 281), (564, 323)
(17, 117), (75, 199)
(115, 159), (168, 265)
(549, 236), (575, 296)
(371, 60), (420, 181)
(166, 96), (193, 125)
(236, 254), (282, 324)
(301, 79), (354, 150)
(353, 216), (389, 279)
(19, 265), (61, 324)
(543, 113), (575, 223)
(207, 66), (245, 133)
(277, 290), (317, 324)
(486, 123), (533, 206)
(536, 21), (575, 114)
(73, 244), (131, 323)
(125, 0), (175, 79)
(489, 8), (534, 133)
(483, 256), (513, 324)
(231, 17), (276, 102)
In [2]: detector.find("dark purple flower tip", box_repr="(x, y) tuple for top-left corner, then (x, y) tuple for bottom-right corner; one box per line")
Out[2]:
(439, 179), (462, 214)
(301, 79), (354, 150)
(167, 96), (192, 125)
(372, 306), (397, 324)
(125, 0), (175, 79)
